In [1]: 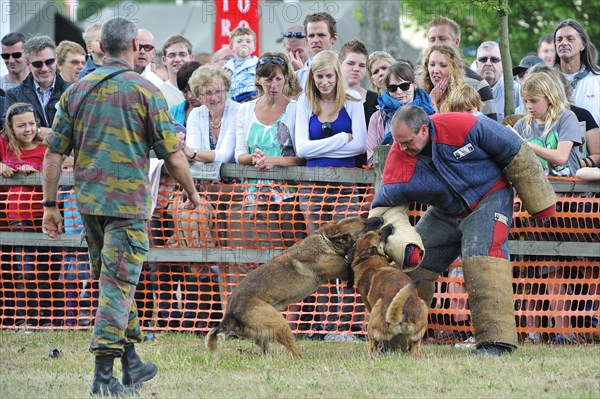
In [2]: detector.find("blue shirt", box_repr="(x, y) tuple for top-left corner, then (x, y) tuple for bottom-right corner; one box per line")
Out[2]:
(306, 107), (355, 168)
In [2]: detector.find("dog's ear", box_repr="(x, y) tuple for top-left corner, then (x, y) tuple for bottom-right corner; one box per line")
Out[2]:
(358, 245), (377, 260)
(329, 232), (353, 247)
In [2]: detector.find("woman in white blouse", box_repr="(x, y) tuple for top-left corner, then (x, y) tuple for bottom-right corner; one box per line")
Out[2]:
(183, 64), (239, 163)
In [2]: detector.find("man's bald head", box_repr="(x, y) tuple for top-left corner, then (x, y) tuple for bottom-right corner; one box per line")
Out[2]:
(136, 28), (156, 72)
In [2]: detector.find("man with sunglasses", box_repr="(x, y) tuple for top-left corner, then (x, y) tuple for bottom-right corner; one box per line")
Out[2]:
(475, 41), (520, 121)
(3, 35), (69, 137)
(134, 28), (163, 88)
(282, 25), (309, 71)
(1, 32), (29, 92)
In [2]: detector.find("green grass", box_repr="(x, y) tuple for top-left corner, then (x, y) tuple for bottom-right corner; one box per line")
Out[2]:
(0, 330), (598, 399)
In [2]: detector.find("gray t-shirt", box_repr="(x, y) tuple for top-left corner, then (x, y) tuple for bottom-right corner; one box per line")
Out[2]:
(0, 75), (20, 92)
(514, 109), (582, 177)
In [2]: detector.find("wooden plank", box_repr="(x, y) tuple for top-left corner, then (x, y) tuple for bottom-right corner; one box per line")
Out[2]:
(1, 232), (597, 259)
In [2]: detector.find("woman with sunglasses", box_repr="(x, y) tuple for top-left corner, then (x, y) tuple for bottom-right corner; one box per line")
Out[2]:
(0, 102), (47, 326)
(295, 50), (366, 340)
(233, 52), (304, 247)
(366, 62), (436, 166)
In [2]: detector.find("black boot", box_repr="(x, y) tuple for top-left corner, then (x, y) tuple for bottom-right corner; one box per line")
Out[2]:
(90, 356), (137, 396)
(472, 341), (516, 356)
(122, 344), (158, 388)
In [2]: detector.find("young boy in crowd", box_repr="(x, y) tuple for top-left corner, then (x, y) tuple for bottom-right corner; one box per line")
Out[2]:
(224, 27), (258, 103)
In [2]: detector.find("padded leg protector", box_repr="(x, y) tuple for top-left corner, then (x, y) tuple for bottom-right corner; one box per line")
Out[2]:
(462, 256), (518, 349)
(504, 142), (556, 215)
(405, 267), (439, 308)
(369, 206), (424, 271)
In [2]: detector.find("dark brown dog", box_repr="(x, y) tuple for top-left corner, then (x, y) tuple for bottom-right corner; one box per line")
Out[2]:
(351, 224), (429, 356)
(205, 216), (385, 357)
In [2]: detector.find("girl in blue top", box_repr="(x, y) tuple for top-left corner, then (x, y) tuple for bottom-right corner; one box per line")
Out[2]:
(295, 50), (366, 168)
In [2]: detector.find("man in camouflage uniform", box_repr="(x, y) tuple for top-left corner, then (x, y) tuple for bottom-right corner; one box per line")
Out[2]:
(41, 16), (201, 396)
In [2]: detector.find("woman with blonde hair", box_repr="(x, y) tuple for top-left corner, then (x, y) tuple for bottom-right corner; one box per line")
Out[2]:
(513, 69), (582, 177)
(296, 50), (365, 169)
(421, 44), (465, 112)
(367, 51), (396, 94)
(183, 64), (239, 163)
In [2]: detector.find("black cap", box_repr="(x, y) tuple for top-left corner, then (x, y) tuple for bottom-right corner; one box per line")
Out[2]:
(512, 55), (545, 76)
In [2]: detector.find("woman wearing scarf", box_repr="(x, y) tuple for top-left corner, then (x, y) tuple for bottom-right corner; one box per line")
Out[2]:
(366, 62), (436, 165)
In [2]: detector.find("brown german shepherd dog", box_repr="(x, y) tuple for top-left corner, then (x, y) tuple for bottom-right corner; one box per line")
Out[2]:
(351, 224), (429, 356)
(205, 216), (385, 357)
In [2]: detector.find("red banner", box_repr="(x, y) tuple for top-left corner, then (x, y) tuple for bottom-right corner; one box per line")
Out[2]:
(214, 0), (260, 54)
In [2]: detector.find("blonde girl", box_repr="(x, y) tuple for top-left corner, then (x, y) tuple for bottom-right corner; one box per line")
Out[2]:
(513, 69), (582, 176)
(367, 51), (396, 94)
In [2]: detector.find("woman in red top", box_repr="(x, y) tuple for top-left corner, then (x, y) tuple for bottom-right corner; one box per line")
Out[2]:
(1, 102), (47, 327)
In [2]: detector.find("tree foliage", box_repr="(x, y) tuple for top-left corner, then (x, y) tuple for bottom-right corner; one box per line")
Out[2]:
(402, 0), (600, 63)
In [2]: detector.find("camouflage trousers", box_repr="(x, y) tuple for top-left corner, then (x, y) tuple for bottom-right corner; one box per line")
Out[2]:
(81, 214), (149, 357)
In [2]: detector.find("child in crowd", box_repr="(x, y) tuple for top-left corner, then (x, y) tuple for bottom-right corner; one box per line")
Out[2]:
(513, 70), (582, 177)
(445, 85), (484, 115)
(0, 102), (47, 326)
(0, 103), (45, 229)
(224, 27), (259, 103)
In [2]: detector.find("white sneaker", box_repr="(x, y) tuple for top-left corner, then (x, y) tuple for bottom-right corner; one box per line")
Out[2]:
(454, 336), (476, 348)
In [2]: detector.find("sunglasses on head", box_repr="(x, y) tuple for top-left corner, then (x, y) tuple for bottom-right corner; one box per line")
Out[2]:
(477, 56), (501, 64)
(138, 44), (155, 52)
(283, 31), (305, 39)
(1, 52), (23, 60)
(369, 51), (392, 61)
(30, 58), (56, 68)
(386, 82), (412, 92)
(258, 56), (285, 66)
(7, 104), (35, 122)
(321, 122), (332, 137)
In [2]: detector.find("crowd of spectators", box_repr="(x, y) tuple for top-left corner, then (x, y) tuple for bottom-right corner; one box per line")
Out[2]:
(0, 14), (597, 342)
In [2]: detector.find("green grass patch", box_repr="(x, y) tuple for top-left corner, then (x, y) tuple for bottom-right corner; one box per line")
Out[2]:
(0, 330), (598, 398)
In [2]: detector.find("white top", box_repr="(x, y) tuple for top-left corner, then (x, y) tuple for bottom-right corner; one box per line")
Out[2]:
(140, 64), (164, 88)
(234, 98), (298, 163)
(567, 71), (600, 126)
(186, 98), (240, 163)
(294, 94), (366, 159)
(158, 80), (185, 109)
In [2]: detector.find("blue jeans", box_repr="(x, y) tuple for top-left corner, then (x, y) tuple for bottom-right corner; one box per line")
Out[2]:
(416, 185), (515, 275)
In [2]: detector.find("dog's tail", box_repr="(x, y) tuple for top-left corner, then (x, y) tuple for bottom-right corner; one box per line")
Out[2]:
(205, 315), (235, 353)
(385, 278), (421, 325)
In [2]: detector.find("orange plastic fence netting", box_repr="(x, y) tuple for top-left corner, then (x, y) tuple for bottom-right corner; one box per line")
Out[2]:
(0, 181), (598, 345)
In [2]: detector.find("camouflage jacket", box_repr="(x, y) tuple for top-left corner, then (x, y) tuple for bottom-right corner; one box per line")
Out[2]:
(44, 57), (180, 219)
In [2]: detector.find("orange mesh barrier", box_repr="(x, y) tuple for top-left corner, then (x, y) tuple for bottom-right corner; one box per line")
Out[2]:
(0, 181), (598, 346)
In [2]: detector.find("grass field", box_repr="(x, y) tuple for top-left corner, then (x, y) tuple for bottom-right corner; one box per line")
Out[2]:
(0, 329), (598, 399)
